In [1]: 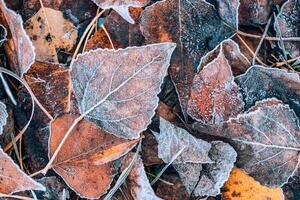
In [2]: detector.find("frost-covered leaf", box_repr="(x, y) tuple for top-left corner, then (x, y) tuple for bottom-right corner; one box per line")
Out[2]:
(0, 23), (6, 45)
(275, 0), (300, 57)
(0, 0), (35, 77)
(0, 101), (7, 135)
(187, 40), (245, 124)
(222, 168), (284, 200)
(218, 99), (300, 187)
(154, 117), (211, 164)
(214, 0), (239, 28)
(90, 0), (150, 24)
(25, 7), (78, 63)
(0, 147), (45, 194)
(121, 153), (162, 200)
(239, 0), (273, 25)
(24, 61), (71, 117)
(140, 0), (237, 116)
(49, 114), (140, 199)
(71, 43), (176, 139)
(155, 118), (236, 196)
(235, 65), (300, 118)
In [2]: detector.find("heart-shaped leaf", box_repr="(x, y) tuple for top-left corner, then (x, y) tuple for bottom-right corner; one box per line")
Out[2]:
(71, 43), (176, 139)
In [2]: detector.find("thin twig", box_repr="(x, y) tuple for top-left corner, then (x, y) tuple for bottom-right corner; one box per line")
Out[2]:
(237, 30), (300, 41)
(0, 193), (34, 200)
(102, 24), (115, 49)
(276, 56), (300, 67)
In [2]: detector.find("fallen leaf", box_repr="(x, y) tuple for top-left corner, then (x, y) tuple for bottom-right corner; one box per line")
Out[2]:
(239, 0), (273, 25)
(141, 131), (163, 166)
(25, 7), (78, 63)
(187, 40), (245, 124)
(275, 0), (300, 57)
(0, 0), (35, 77)
(0, 101), (7, 135)
(218, 99), (300, 187)
(121, 153), (162, 200)
(71, 43), (176, 139)
(49, 114), (140, 199)
(140, 0), (237, 116)
(222, 168), (284, 200)
(0, 147), (45, 194)
(155, 118), (236, 196)
(24, 61), (71, 117)
(235, 65), (300, 118)
(91, 0), (150, 24)
(35, 176), (69, 200)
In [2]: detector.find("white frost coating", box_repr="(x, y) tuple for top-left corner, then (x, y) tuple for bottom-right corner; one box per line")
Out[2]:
(71, 43), (176, 139)
(0, 0), (35, 77)
(91, 0), (150, 24)
(0, 147), (46, 194)
(0, 101), (7, 135)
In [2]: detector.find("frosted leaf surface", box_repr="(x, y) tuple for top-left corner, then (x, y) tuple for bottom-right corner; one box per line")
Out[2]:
(121, 153), (162, 200)
(187, 42), (244, 124)
(0, 0), (35, 77)
(235, 65), (300, 118)
(91, 0), (150, 24)
(71, 43), (176, 139)
(219, 99), (300, 187)
(0, 101), (7, 135)
(140, 0), (237, 117)
(0, 147), (45, 194)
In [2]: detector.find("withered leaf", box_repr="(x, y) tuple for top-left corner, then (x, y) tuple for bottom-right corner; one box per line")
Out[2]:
(0, 147), (45, 194)
(71, 43), (176, 139)
(187, 40), (245, 124)
(25, 7), (78, 63)
(275, 0), (300, 57)
(218, 99), (300, 187)
(140, 0), (237, 116)
(91, 0), (150, 24)
(0, 101), (7, 135)
(0, 0), (35, 77)
(49, 114), (140, 199)
(24, 61), (71, 117)
(121, 153), (162, 200)
(235, 65), (300, 118)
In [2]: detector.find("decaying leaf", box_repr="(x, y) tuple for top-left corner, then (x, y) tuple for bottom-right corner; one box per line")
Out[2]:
(275, 0), (300, 57)
(155, 118), (236, 196)
(222, 168), (284, 200)
(235, 65), (300, 118)
(49, 114), (140, 199)
(218, 99), (300, 187)
(238, 0), (273, 25)
(71, 43), (176, 139)
(25, 7), (78, 63)
(0, 0), (35, 77)
(0, 147), (45, 194)
(0, 101), (7, 135)
(187, 40), (245, 124)
(140, 0), (237, 116)
(121, 153), (162, 200)
(24, 61), (71, 117)
(91, 0), (150, 24)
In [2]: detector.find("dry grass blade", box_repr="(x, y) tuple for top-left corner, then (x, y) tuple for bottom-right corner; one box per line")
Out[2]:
(104, 141), (142, 200)
(0, 73), (17, 105)
(0, 193), (34, 200)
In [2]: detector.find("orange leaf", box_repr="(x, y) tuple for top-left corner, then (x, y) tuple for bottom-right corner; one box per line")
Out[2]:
(222, 168), (284, 200)
(49, 114), (140, 199)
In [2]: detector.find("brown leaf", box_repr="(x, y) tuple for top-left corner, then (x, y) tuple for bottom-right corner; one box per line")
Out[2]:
(275, 0), (300, 57)
(0, 0), (35, 77)
(217, 99), (300, 187)
(141, 131), (163, 166)
(140, 0), (237, 116)
(71, 43), (176, 139)
(222, 168), (284, 200)
(0, 101), (7, 135)
(0, 147), (45, 194)
(187, 40), (245, 124)
(121, 153), (162, 200)
(235, 65), (300, 118)
(24, 61), (71, 117)
(49, 114), (139, 199)
(24, 7), (78, 63)
(90, 0), (150, 24)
